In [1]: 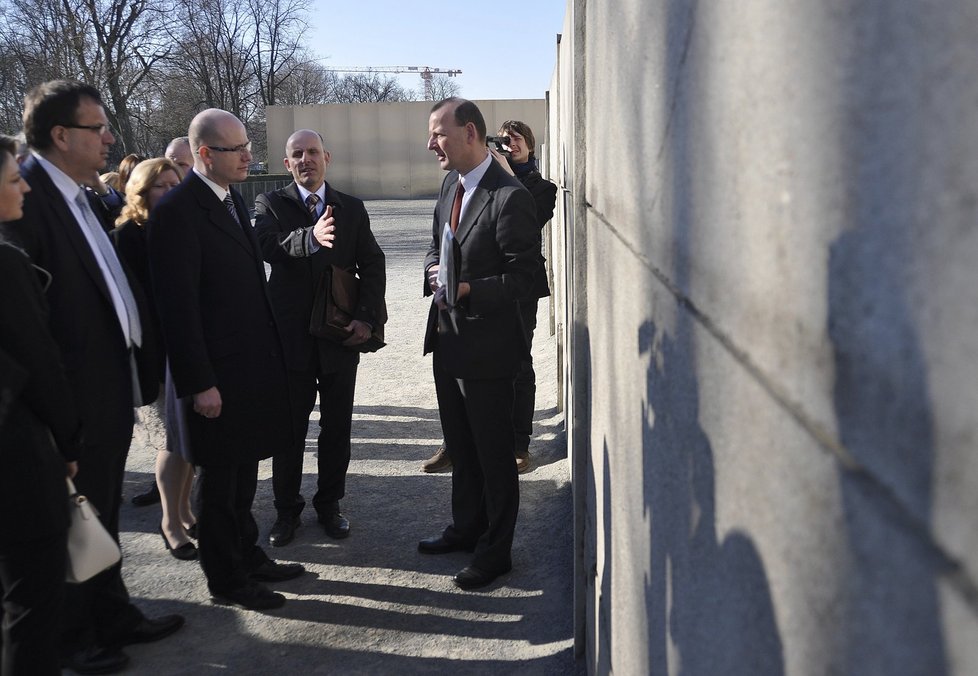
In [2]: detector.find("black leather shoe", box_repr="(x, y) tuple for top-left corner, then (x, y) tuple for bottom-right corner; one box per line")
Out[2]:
(249, 559), (306, 582)
(212, 582), (286, 610)
(454, 564), (512, 590)
(160, 526), (198, 560)
(186, 522), (198, 539)
(131, 482), (160, 507)
(319, 509), (350, 539)
(269, 515), (300, 547)
(61, 645), (129, 674)
(418, 536), (476, 555)
(113, 614), (185, 646)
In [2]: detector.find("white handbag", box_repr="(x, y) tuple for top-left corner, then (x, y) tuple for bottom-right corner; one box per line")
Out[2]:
(65, 478), (121, 583)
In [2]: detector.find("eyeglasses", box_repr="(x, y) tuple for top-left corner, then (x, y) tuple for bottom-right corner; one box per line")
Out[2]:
(63, 123), (112, 135)
(204, 141), (252, 154)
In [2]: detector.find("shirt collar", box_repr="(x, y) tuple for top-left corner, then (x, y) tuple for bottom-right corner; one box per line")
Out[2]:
(193, 169), (229, 202)
(32, 152), (85, 204)
(296, 181), (327, 205)
(459, 151), (492, 192)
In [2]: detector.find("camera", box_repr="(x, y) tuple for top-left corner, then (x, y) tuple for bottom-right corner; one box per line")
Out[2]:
(486, 135), (511, 156)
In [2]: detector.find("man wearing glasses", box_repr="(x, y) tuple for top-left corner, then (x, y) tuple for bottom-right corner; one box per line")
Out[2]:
(147, 108), (302, 612)
(2, 79), (180, 675)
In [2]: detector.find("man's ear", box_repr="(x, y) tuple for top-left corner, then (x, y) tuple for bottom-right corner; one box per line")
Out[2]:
(49, 126), (70, 153)
(283, 157), (291, 172)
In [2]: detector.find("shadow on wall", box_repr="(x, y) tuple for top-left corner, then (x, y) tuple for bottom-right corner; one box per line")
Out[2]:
(632, 0), (782, 670)
(826, 5), (949, 669)
(640, 319), (784, 675)
(829, 228), (948, 674)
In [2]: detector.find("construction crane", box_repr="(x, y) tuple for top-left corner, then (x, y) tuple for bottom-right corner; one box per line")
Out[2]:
(325, 66), (462, 100)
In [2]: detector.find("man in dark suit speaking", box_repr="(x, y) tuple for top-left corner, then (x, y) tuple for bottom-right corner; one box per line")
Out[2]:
(418, 97), (539, 590)
(148, 108), (303, 611)
(255, 129), (386, 547)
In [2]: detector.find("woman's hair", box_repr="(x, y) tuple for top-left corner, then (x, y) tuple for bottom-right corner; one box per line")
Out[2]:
(117, 153), (145, 189)
(116, 157), (182, 226)
(100, 171), (121, 190)
(0, 135), (16, 174)
(497, 120), (536, 155)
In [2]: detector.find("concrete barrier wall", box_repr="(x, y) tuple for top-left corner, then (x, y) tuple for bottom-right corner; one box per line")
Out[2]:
(266, 99), (546, 199)
(548, 0), (978, 673)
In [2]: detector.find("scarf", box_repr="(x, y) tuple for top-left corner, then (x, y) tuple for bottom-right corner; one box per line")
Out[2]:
(511, 155), (538, 177)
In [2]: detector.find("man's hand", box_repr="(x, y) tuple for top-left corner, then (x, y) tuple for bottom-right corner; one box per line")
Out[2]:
(489, 147), (515, 176)
(313, 205), (336, 248)
(193, 386), (222, 418)
(342, 319), (373, 346)
(66, 461), (78, 479)
(427, 264), (440, 294)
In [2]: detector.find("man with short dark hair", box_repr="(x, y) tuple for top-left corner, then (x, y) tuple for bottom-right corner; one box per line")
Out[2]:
(148, 108), (303, 611)
(418, 97), (538, 590)
(2, 79), (179, 675)
(255, 129), (386, 547)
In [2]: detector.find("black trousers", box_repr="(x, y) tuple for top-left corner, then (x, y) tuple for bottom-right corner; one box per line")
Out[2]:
(61, 440), (142, 654)
(513, 299), (539, 453)
(433, 354), (519, 573)
(196, 460), (269, 594)
(272, 364), (357, 519)
(0, 531), (66, 676)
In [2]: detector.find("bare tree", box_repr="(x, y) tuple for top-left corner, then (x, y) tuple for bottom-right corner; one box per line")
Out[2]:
(334, 72), (410, 103)
(0, 0), (169, 155)
(247, 0), (305, 106)
(426, 74), (462, 101)
(275, 56), (341, 105)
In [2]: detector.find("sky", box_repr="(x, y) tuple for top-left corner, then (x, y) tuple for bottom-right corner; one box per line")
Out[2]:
(305, 1), (568, 100)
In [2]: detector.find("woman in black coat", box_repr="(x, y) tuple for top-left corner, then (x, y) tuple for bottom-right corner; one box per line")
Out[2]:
(0, 136), (82, 676)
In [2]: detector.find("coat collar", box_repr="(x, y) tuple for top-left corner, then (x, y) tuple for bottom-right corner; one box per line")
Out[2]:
(186, 173), (254, 256)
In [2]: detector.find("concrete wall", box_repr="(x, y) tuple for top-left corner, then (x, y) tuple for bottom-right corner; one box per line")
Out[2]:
(266, 99), (546, 199)
(547, 0), (978, 673)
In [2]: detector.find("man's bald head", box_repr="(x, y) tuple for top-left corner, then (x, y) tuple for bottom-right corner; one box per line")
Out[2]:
(165, 136), (192, 177)
(188, 108), (251, 189)
(284, 128), (330, 192)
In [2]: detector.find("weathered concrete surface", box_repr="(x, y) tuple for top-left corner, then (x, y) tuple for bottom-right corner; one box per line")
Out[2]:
(548, 0), (978, 674)
(116, 200), (582, 675)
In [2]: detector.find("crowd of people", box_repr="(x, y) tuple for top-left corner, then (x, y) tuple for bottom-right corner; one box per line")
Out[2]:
(0, 80), (555, 676)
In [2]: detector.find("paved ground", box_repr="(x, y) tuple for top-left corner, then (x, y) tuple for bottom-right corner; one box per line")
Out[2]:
(113, 200), (579, 675)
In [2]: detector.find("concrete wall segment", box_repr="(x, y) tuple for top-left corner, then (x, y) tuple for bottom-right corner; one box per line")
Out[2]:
(553, 0), (978, 673)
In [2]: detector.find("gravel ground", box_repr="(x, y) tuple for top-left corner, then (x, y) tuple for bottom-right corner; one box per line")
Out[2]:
(112, 200), (579, 675)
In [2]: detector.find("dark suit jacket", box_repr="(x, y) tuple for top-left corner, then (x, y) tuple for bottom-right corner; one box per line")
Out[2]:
(422, 159), (538, 379)
(147, 172), (293, 465)
(255, 181), (386, 375)
(0, 156), (159, 456)
(0, 242), (81, 542)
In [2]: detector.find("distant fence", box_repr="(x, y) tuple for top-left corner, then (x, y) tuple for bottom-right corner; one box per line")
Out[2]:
(233, 174), (292, 212)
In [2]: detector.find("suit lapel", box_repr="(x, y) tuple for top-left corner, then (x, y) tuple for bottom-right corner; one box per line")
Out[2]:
(24, 157), (115, 307)
(188, 174), (254, 257)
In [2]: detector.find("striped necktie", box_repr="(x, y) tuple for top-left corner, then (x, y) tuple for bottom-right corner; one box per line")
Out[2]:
(306, 193), (320, 217)
(223, 192), (244, 229)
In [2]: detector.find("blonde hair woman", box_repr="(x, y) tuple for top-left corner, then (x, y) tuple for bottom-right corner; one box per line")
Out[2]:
(111, 158), (198, 560)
